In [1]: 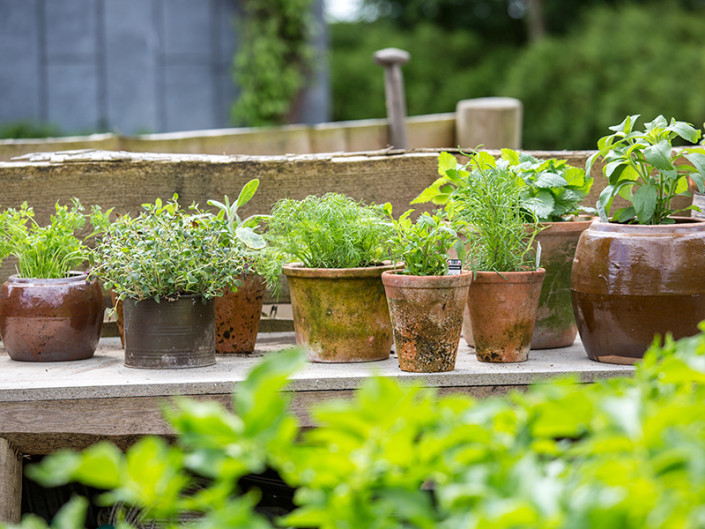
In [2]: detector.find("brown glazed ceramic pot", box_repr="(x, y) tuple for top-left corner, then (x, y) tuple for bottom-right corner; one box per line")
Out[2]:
(468, 269), (545, 363)
(382, 271), (472, 373)
(215, 273), (266, 354)
(123, 294), (215, 369)
(0, 272), (104, 362)
(283, 263), (396, 362)
(571, 218), (705, 365)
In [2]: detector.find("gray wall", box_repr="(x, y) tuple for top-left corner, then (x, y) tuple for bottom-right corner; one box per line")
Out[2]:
(0, 0), (329, 135)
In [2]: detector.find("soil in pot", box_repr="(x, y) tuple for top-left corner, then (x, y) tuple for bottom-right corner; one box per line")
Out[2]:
(283, 263), (396, 362)
(572, 218), (705, 364)
(468, 269), (545, 363)
(0, 272), (104, 362)
(215, 274), (266, 354)
(382, 271), (471, 373)
(123, 294), (215, 369)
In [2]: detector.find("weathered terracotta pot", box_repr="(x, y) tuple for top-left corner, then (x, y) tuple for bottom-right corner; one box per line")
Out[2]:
(215, 274), (266, 354)
(0, 272), (104, 362)
(283, 263), (396, 362)
(123, 294), (215, 369)
(571, 218), (705, 364)
(382, 271), (472, 373)
(468, 269), (545, 363)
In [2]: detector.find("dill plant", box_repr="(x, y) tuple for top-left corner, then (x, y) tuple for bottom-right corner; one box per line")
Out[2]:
(265, 193), (393, 269)
(0, 199), (89, 278)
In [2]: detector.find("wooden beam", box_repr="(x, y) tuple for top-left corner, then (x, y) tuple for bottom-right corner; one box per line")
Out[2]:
(0, 437), (22, 524)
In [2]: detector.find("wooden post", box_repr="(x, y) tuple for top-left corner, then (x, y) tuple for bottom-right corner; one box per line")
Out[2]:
(0, 438), (22, 524)
(373, 48), (410, 149)
(455, 97), (523, 150)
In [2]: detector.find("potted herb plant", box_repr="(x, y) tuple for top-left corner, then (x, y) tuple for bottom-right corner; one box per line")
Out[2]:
(0, 200), (104, 362)
(446, 154), (545, 363)
(416, 149), (593, 349)
(90, 195), (247, 369)
(572, 115), (705, 364)
(265, 193), (396, 362)
(208, 179), (269, 355)
(382, 207), (471, 372)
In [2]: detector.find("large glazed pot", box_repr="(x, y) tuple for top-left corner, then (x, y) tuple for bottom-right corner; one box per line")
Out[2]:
(0, 272), (104, 362)
(571, 218), (705, 364)
(468, 269), (545, 363)
(382, 271), (471, 373)
(283, 263), (396, 362)
(215, 274), (266, 354)
(123, 294), (215, 369)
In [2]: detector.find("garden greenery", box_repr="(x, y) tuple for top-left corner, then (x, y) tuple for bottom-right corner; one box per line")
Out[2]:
(90, 195), (247, 302)
(231, 0), (314, 126)
(264, 193), (393, 270)
(384, 205), (465, 276)
(587, 115), (705, 224)
(13, 324), (705, 529)
(0, 199), (89, 279)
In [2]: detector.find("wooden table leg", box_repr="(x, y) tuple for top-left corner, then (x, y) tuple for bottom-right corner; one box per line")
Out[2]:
(0, 438), (22, 524)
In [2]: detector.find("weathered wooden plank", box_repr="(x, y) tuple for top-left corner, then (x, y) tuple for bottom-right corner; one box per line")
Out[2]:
(0, 437), (22, 524)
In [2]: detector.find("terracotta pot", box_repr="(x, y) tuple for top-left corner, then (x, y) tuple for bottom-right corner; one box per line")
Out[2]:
(571, 218), (705, 364)
(123, 294), (215, 369)
(0, 272), (104, 362)
(215, 273), (266, 354)
(468, 269), (545, 363)
(382, 271), (472, 373)
(283, 263), (396, 362)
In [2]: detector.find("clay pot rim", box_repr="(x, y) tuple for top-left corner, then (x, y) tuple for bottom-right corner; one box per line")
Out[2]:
(531, 216), (595, 234)
(283, 261), (400, 278)
(471, 268), (546, 284)
(591, 216), (705, 233)
(7, 271), (90, 285)
(381, 269), (472, 288)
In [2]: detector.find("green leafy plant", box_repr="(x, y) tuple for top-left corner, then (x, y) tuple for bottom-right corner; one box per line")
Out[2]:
(384, 205), (465, 276)
(0, 199), (90, 278)
(415, 150), (593, 222)
(14, 324), (705, 529)
(587, 115), (705, 224)
(208, 179), (268, 251)
(90, 195), (247, 302)
(231, 0), (314, 126)
(264, 193), (393, 270)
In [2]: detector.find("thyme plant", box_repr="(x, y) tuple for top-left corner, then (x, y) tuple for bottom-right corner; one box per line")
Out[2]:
(265, 193), (393, 269)
(0, 199), (89, 279)
(90, 195), (247, 302)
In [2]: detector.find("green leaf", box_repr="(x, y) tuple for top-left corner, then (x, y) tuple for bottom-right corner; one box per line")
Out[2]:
(236, 179), (260, 208)
(632, 184), (657, 223)
(52, 497), (89, 529)
(236, 226), (266, 250)
(644, 140), (675, 172)
(522, 191), (554, 221)
(501, 148), (521, 165)
(534, 172), (568, 189)
(667, 120), (701, 143)
(437, 151), (457, 176)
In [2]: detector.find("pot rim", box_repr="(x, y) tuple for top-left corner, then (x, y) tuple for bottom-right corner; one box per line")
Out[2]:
(123, 293), (208, 305)
(6, 270), (90, 285)
(283, 261), (401, 279)
(590, 216), (705, 233)
(531, 216), (595, 233)
(470, 268), (546, 284)
(381, 269), (472, 288)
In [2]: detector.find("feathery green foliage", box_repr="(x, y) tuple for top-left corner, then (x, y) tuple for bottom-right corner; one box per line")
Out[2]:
(0, 199), (89, 278)
(265, 193), (393, 269)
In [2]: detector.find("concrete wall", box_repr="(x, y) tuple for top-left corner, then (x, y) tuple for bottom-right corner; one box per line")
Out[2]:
(0, 0), (328, 136)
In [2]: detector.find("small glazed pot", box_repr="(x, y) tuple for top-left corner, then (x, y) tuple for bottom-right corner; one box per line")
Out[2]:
(382, 271), (472, 373)
(572, 218), (705, 364)
(123, 294), (215, 369)
(0, 272), (104, 362)
(215, 273), (266, 354)
(468, 269), (545, 363)
(283, 262), (397, 362)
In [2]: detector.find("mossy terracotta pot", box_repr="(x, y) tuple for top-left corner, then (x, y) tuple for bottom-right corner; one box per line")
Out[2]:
(571, 218), (705, 364)
(468, 269), (545, 363)
(382, 271), (472, 373)
(283, 263), (396, 362)
(123, 294), (215, 369)
(215, 273), (266, 354)
(0, 272), (104, 362)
